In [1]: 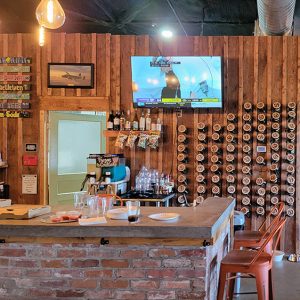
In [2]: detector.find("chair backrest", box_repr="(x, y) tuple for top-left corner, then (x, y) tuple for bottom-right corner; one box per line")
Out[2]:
(249, 217), (286, 266)
(258, 202), (285, 233)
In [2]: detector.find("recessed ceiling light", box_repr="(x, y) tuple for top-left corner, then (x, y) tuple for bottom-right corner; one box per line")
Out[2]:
(161, 30), (173, 38)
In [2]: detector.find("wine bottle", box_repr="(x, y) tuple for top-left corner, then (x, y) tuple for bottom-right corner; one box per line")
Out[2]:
(227, 144), (236, 153)
(177, 185), (188, 194)
(156, 118), (162, 131)
(145, 109), (151, 130)
(196, 143), (206, 152)
(177, 144), (188, 153)
(257, 124), (266, 133)
(226, 174), (235, 183)
(132, 109), (139, 130)
(256, 206), (265, 216)
(243, 113), (252, 122)
(227, 113), (237, 122)
(113, 111), (120, 130)
(177, 153), (188, 163)
(196, 174), (206, 183)
(177, 163), (188, 173)
(197, 185), (206, 194)
(196, 164), (205, 173)
(178, 134), (188, 144)
(256, 197), (265, 206)
(241, 197), (251, 206)
(226, 164), (236, 174)
(257, 101), (266, 112)
(178, 124), (187, 133)
(286, 207), (295, 217)
(272, 112), (280, 122)
(198, 133), (207, 143)
(242, 176), (251, 186)
(242, 144), (251, 154)
(272, 101), (281, 112)
(125, 110), (131, 130)
(256, 177), (266, 186)
(227, 123), (236, 133)
(227, 185), (236, 194)
(107, 110), (114, 130)
(287, 102), (296, 111)
(139, 110), (145, 131)
(119, 110), (125, 130)
(196, 153), (206, 162)
(243, 102), (252, 112)
(197, 122), (207, 132)
(257, 113), (266, 123)
(286, 196), (294, 206)
(243, 123), (252, 132)
(242, 165), (251, 174)
(270, 196), (279, 205)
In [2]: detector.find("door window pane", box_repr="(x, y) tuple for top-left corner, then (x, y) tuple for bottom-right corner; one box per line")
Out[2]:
(58, 120), (100, 175)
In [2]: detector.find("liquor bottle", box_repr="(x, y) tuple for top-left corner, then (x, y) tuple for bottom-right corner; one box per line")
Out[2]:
(272, 112), (280, 122)
(226, 174), (235, 183)
(125, 110), (131, 130)
(132, 109), (139, 130)
(241, 197), (251, 206)
(243, 102), (252, 112)
(272, 101), (281, 112)
(197, 122), (207, 132)
(227, 144), (236, 153)
(287, 102), (296, 111)
(256, 206), (265, 216)
(286, 196), (295, 206)
(257, 113), (266, 123)
(119, 110), (125, 130)
(196, 153), (206, 162)
(213, 124), (223, 133)
(257, 124), (266, 133)
(107, 110), (114, 130)
(139, 110), (145, 131)
(242, 176), (251, 186)
(177, 144), (188, 153)
(257, 101), (266, 112)
(256, 197), (265, 206)
(156, 118), (162, 131)
(177, 153), (188, 163)
(242, 165), (251, 174)
(197, 185), (206, 194)
(145, 109), (151, 130)
(196, 143), (206, 152)
(196, 174), (206, 183)
(178, 134), (188, 144)
(242, 144), (251, 154)
(286, 207), (295, 217)
(226, 113), (237, 122)
(287, 110), (296, 120)
(270, 196), (279, 205)
(226, 164), (236, 174)
(113, 111), (120, 130)
(177, 163), (188, 173)
(243, 113), (252, 122)
(178, 124), (187, 133)
(177, 185), (188, 194)
(196, 164), (205, 173)
(227, 123), (236, 133)
(178, 174), (188, 185)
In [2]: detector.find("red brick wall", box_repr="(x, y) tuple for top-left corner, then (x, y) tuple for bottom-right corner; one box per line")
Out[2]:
(0, 242), (208, 299)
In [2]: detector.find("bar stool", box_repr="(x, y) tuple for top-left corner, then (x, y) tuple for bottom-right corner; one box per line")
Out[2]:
(217, 218), (286, 300)
(234, 202), (284, 254)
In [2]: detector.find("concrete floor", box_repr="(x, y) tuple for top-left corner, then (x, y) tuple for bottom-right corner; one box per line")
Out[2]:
(235, 259), (300, 299)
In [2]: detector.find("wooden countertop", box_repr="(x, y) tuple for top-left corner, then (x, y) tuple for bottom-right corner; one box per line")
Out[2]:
(0, 197), (235, 241)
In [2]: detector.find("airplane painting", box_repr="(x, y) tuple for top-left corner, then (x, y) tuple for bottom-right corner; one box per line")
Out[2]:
(48, 63), (94, 88)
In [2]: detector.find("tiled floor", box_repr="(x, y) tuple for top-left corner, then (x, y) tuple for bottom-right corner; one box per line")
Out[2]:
(236, 259), (300, 299)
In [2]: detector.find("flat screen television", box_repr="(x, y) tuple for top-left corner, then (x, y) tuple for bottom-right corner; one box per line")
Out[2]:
(131, 56), (223, 108)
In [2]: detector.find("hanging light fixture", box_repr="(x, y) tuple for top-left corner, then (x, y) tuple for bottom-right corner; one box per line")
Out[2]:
(36, 0), (65, 30)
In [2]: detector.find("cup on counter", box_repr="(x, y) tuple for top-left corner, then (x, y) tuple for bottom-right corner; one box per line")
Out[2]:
(73, 191), (87, 212)
(126, 200), (141, 223)
(98, 195), (114, 216)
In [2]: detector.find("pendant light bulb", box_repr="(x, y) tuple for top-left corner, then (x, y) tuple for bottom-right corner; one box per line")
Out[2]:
(39, 26), (45, 47)
(36, 0), (65, 30)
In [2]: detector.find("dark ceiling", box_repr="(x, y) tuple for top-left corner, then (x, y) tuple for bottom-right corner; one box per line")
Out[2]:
(0, 0), (298, 36)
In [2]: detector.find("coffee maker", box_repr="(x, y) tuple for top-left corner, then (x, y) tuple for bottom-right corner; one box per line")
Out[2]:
(82, 154), (130, 195)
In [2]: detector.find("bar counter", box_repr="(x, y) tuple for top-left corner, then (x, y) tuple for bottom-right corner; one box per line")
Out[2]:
(0, 197), (234, 299)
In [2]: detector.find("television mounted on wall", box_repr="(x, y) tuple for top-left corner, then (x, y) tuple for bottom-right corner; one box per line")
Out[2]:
(131, 56), (223, 108)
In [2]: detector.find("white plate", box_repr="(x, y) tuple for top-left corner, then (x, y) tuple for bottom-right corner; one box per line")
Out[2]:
(148, 213), (180, 221)
(107, 208), (128, 220)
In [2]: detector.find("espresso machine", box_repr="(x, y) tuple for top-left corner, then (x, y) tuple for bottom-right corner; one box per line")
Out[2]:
(82, 154), (130, 195)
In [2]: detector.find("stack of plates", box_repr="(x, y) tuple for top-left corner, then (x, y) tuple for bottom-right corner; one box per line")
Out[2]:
(107, 208), (128, 220)
(148, 213), (180, 221)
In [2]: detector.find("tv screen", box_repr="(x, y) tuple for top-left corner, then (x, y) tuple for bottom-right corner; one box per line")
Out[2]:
(131, 56), (223, 108)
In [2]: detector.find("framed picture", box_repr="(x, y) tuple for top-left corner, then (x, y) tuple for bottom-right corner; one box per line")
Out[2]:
(48, 63), (94, 88)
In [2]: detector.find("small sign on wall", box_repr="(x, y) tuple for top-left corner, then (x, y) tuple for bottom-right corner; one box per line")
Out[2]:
(22, 174), (37, 194)
(23, 154), (38, 166)
(25, 144), (37, 152)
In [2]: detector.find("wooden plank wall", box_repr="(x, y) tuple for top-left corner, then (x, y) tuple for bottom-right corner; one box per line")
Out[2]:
(0, 33), (299, 252)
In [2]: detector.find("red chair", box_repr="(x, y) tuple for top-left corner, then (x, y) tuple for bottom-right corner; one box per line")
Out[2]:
(217, 217), (286, 300)
(234, 202), (284, 254)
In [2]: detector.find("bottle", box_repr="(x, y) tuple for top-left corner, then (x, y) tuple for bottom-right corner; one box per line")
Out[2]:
(139, 110), (145, 131)
(113, 111), (120, 130)
(107, 110), (114, 130)
(145, 109), (151, 130)
(177, 153), (188, 163)
(132, 109), (139, 130)
(156, 118), (162, 132)
(243, 102), (252, 112)
(227, 113), (237, 122)
(104, 172), (111, 184)
(177, 144), (188, 153)
(119, 111), (125, 130)
(197, 122), (207, 132)
(125, 110), (131, 130)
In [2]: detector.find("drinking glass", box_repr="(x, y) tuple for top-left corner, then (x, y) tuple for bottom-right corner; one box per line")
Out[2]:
(99, 196), (114, 216)
(73, 191), (87, 213)
(126, 200), (140, 223)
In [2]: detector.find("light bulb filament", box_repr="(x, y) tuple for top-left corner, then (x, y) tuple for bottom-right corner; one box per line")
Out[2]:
(47, 0), (54, 23)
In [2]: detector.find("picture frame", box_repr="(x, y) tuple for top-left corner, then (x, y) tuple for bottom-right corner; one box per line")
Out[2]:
(48, 63), (94, 88)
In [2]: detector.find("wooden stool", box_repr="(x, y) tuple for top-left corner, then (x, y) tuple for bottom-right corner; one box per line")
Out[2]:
(217, 218), (286, 300)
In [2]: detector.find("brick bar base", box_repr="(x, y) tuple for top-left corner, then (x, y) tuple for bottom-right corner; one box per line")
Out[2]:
(0, 226), (230, 299)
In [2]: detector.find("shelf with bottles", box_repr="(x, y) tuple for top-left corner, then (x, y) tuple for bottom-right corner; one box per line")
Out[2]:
(103, 130), (161, 138)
